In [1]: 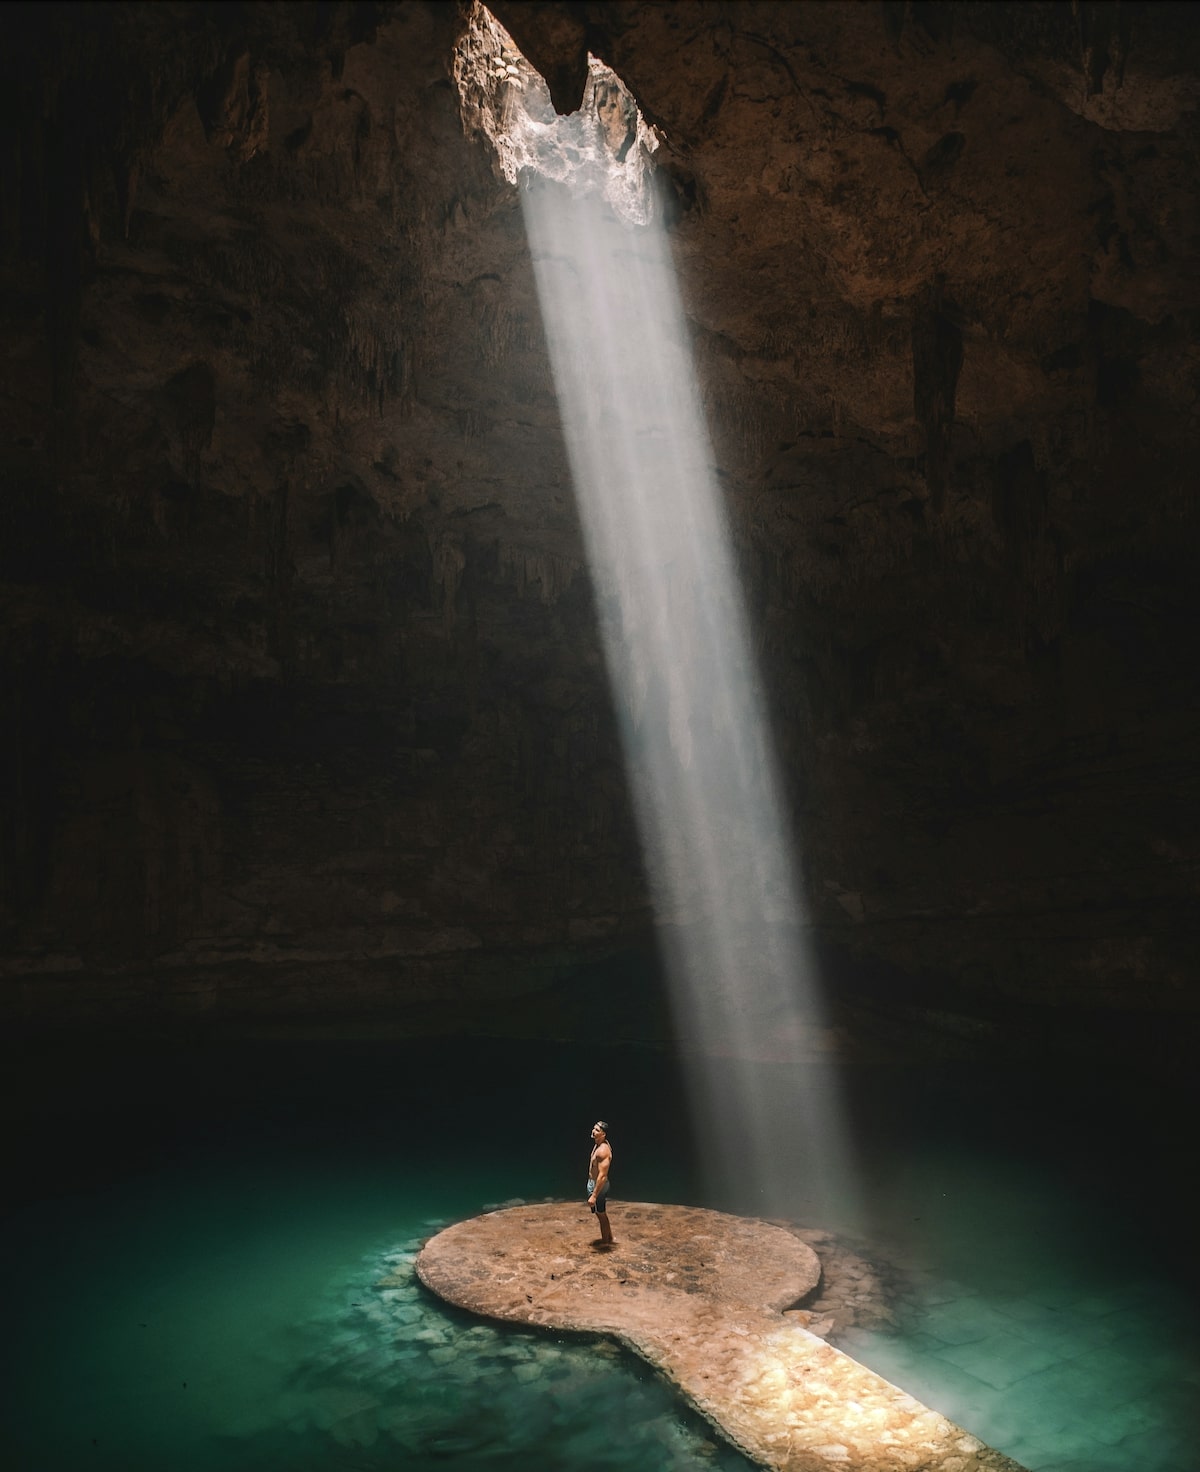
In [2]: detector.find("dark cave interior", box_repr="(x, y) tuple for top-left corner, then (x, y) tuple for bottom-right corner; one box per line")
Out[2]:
(3, 6), (1200, 1469)
(3, 0), (1198, 1081)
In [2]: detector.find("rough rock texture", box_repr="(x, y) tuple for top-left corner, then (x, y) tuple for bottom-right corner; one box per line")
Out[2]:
(413, 1202), (1027, 1471)
(1, 2), (1198, 1064)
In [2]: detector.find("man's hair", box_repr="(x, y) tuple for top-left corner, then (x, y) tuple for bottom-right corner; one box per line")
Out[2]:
(595, 1120), (610, 1135)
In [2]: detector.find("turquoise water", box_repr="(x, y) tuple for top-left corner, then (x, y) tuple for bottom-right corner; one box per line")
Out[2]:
(836, 1144), (1199, 1472)
(5, 1037), (1196, 1471)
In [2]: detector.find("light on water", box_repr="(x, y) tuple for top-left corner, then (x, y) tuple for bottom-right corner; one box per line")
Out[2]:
(459, 5), (857, 1222)
(7, 1038), (1198, 1472)
(7, 1039), (754, 1472)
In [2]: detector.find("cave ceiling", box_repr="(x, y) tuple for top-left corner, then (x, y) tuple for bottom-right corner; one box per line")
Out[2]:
(1, 1), (1198, 1054)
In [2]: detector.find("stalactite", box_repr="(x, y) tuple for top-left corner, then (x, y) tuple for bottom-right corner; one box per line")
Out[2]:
(163, 360), (216, 484)
(497, 543), (580, 604)
(432, 535), (466, 632)
(196, 50), (270, 163)
(472, 297), (540, 369)
(993, 438), (1063, 644)
(911, 277), (963, 513)
(340, 299), (412, 414)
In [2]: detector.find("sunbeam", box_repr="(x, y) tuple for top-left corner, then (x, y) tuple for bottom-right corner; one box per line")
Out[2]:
(458, 5), (859, 1227)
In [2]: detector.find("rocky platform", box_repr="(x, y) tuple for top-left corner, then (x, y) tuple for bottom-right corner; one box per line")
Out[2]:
(414, 1201), (1028, 1472)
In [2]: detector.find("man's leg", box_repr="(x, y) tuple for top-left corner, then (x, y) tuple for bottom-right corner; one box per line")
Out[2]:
(595, 1203), (613, 1245)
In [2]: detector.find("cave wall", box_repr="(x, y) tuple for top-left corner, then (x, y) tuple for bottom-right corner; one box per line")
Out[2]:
(1, 1), (1197, 1059)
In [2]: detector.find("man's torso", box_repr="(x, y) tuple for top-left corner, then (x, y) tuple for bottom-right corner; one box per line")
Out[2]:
(589, 1142), (611, 1184)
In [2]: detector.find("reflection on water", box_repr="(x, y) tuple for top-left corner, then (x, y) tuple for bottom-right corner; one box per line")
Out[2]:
(5, 1036), (1197, 1471)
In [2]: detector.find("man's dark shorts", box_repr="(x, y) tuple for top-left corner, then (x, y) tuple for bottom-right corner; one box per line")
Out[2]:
(589, 1186), (609, 1214)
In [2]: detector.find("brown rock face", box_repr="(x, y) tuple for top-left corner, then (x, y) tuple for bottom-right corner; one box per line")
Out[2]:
(1, 2), (1198, 1067)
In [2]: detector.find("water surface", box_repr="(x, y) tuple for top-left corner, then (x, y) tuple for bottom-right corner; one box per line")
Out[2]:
(5, 1035), (1195, 1471)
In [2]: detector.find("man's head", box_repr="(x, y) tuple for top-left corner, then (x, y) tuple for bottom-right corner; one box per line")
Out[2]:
(591, 1120), (609, 1142)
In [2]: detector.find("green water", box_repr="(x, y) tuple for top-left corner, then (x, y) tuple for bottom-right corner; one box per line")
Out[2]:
(4, 1037), (1196, 1471)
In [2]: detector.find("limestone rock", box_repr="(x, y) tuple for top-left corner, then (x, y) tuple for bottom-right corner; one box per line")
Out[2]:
(0, 2), (1197, 1067)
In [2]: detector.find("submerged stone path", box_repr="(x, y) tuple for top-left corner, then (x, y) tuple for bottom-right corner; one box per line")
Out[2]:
(415, 1202), (1029, 1472)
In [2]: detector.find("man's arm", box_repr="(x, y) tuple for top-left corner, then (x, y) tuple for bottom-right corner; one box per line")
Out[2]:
(589, 1144), (611, 1202)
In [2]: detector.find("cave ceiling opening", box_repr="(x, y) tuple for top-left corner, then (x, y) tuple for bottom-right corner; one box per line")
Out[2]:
(454, 2), (661, 223)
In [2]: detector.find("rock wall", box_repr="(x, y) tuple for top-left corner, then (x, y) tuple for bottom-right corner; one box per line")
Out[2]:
(1, 2), (1197, 1063)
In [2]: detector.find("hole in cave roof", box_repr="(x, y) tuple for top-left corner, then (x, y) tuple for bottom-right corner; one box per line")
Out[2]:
(453, 2), (660, 226)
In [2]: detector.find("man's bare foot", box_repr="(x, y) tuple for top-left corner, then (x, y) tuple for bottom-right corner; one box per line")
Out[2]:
(592, 1239), (615, 1249)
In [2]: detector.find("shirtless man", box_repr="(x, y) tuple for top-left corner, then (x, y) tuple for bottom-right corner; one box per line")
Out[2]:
(586, 1121), (614, 1247)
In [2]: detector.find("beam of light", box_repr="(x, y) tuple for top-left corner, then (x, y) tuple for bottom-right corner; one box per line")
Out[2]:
(457, 7), (860, 1229)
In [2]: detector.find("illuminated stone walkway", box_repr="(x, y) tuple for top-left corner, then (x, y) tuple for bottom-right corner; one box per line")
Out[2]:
(415, 1202), (1029, 1472)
